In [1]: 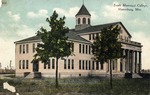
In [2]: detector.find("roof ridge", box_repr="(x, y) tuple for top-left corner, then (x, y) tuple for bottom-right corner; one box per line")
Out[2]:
(91, 21), (121, 27)
(76, 21), (121, 31)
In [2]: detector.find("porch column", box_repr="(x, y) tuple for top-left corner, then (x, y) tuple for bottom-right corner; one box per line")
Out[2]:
(132, 51), (135, 73)
(135, 51), (137, 73)
(117, 59), (120, 72)
(122, 49), (126, 72)
(107, 60), (110, 72)
(129, 51), (132, 73)
(139, 52), (142, 73)
(126, 50), (130, 73)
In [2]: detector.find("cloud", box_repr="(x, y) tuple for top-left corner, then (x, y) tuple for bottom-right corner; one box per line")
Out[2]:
(0, 38), (15, 69)
(132, 32), (150, 69)
(7, 11), (20, 21)
(16, 25), (35, 38)
(53, 7), (79, 18)
(0, 23), (36, 40)
(102, 1), (126, 20)
(53, 7), (98, 21)
(130, 18), (148, 27)
(0, 0), (2, 8)
(90, 11), (98, 20)
(27, 9), (48, 18)
(0, 23), (36, 69)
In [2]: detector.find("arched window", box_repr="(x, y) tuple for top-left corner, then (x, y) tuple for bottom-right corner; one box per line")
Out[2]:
(78, 18), (80, 24)
(83, 18), (86, 24)
(88, 18), (90, 24)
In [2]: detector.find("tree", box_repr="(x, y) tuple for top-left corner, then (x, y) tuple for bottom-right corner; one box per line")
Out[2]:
(92, 25), (122, 89)
(33, 11), (72, 88)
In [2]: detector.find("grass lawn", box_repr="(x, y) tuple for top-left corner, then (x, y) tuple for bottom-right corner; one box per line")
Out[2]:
(0, 77), (149, 95)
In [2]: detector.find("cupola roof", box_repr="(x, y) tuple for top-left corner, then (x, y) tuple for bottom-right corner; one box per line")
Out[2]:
(76, 4), (91, 16)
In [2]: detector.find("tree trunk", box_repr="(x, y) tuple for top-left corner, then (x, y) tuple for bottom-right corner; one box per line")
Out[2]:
(110, 59), (112, 89)
(56, 57), (59, 88)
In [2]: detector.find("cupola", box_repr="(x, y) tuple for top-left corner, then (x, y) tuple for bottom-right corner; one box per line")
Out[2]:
(75, 4), (91, 30)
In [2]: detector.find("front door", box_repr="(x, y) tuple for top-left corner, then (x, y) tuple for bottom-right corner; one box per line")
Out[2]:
(33, 62), (39, 72)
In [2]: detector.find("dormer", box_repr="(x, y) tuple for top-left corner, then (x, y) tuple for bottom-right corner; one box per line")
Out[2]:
(75, 4), (91, 31)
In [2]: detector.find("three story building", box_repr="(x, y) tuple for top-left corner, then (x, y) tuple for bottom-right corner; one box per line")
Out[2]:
(15, 4), (142, 78)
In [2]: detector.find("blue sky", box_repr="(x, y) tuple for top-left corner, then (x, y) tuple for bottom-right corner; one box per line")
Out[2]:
(0, 0), (150, 69)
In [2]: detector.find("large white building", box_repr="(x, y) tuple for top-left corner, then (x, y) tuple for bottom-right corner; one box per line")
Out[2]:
(15, 4), (142, 78)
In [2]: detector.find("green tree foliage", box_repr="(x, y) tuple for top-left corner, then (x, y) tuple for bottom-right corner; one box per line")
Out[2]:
(92, 25), (122, 89)
(33, 11), (72, 88)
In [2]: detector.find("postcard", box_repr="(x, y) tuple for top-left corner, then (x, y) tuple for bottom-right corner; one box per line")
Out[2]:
(0, 0), (149, 95)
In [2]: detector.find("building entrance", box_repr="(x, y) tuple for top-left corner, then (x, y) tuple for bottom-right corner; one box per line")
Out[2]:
(33, 62), (39, 72)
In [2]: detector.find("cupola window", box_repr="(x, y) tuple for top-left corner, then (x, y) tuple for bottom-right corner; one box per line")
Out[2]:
(83, 18), (86, 24)
(78, 18), (80, 24)
(88, 18), (90, 24)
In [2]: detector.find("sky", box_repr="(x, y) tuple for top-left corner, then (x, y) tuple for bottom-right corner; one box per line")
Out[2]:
(0, 0), (150, 69)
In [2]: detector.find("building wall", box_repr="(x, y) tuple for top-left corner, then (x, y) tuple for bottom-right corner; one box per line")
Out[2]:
(15, 40), (110, 77)
(15, 24), (142, 78)
(15, 41), (39, 77)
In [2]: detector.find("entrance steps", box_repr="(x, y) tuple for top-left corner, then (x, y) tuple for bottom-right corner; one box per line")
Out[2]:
(125, 73), (142, 78)
(24, 72), (41, 78)
(132, 73), (142, 78)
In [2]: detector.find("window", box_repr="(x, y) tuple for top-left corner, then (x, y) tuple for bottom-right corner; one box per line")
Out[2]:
(88, 18), (90, 24)
(125, 37), (128, 42)
(22, 60), (25, 69)
(37, 43), (40, 48)
(86, 45), (88, 54)
(79, 44), (81, 53)
(120, 35), (123, 40)
(82, 44), (84, 53)
(82, 60), (84, 70)
(71, 43), (74, 52)
(127, 37), (129, 42)
(93, 34), (95, 40)
(101, 63), (104, 70)
(92, 61), (95, 70)
(48, 59), (50, 69)
(64, 59), (66, 69)
(96, 33), (99, 39)
(113, 61), (115, 70)
(83, 18), (86, 24)
(19, 45), (22, 54)
(96, 61), (99, 70)
(120, 62), (123, 72)
(68, 59), (70, 69)
(86, 60), (88, 70)
(44, 63), (46, 69)
(26, 44), (29, 53)
(89, 61), (91, 70)
(78, 18), (80, 24)
(19, 60), (21, 69)
(23, 45), (25, 54)
(89, 34), (91, 40)
(26, 60), (28, 69)
(79, 60), (81, 70)
(52, 59), (55, 69)
(72, 59), (74, 69)
(89, 45), (91, 54)
(33, 43), (35, 53)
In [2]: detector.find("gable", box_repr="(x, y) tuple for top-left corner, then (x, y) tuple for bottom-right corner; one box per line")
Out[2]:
(117, 22), (132, 39)
(75, 22), (132, 43)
